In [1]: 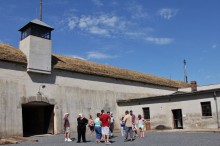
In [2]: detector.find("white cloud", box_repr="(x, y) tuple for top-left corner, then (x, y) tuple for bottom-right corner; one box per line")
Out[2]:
(212, 44), (217, 48)
(91, 0), (103, 6)
(87, 52), (117, 59)
(69, 55), (86, 60)
(78, 16), (92, 28)
(126, 2), (148, 19)
(99, 15), (118, 27)
(145, 37), (173, 45)
(124, 27), (154, 38)
(65, 52), (117, 60)
(158, 8), (178, 20)
(125, 32), (145, 37)
(66, 14), (126, 37)
(68, 17), (78, 30)
(78, 15), (118, 28)
(89, 27), (109, 36)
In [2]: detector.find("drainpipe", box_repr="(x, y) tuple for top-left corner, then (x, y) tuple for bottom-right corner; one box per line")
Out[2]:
(214, 91), (220, 129)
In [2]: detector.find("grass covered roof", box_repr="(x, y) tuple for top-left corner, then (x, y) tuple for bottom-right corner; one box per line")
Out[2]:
(0, 42), (190, 88)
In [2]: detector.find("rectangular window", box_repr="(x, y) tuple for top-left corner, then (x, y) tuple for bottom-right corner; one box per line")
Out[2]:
(30, 25), (51, 40)
(21, 27), (31, 40)
(201, 101), (212, 116)
(143, 107), (150, 120)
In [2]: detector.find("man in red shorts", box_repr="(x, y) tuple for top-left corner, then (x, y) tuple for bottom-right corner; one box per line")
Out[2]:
(99, 109), (111, 145)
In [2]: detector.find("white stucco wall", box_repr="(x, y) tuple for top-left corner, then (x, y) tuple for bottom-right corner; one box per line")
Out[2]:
(0, 61), (177, 137)
(119, 93), (220, 130)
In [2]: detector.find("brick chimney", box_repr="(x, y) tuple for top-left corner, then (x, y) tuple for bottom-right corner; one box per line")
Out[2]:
(191, 81), (197, 92)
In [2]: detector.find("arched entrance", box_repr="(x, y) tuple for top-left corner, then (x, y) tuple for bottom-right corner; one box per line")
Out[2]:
(22, 101), (54, 136)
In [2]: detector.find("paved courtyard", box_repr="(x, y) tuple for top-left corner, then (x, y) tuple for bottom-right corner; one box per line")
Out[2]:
(4, 131), (220, 146)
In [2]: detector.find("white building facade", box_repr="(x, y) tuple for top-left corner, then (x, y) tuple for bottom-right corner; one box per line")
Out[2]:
(0, 19), (190, 137)
(117, 86), (220, 130)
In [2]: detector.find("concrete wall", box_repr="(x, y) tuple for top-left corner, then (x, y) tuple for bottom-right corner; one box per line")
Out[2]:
(0, 61), (176, 137)
(118, 93), (220, 130)
(19, 35), (52, 74)
(0, 79), (23, 137)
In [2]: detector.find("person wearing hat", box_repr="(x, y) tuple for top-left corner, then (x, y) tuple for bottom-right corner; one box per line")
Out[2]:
(64, 113), (72, 142)
(77, 113), (88, 143)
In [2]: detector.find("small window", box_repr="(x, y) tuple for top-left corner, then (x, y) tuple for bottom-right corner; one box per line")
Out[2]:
(201, 101), (212, 116)
(143, 107), (150, 120)
(21, 27), (31, 40)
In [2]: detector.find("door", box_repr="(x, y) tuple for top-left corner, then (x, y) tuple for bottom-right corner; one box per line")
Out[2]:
(22, 102), (54, 136)
(172, 109), (183, 129)
(45, 105), (54, 134)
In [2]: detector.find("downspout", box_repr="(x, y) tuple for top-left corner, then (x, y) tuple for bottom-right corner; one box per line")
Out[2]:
(214, 91), (220, 129)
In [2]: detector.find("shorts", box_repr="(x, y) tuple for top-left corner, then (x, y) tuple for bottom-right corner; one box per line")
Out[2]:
(132, 124), (137, 131)
(95, 126), (102, 139)
(64, 127), (70, 133)
(102, 126), (110, 135)
(89, 125), (95, 131)
(138, 125), (144, 129)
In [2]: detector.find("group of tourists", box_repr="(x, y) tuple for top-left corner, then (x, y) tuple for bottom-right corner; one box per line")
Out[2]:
(63, 109), (146, 144)
(120, 110), (146, 141)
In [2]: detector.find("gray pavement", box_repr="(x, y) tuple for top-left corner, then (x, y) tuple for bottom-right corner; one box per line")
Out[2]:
(4, 131), (220, 146)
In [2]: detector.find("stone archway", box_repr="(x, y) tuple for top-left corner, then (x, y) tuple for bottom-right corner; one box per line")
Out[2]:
(21, 95), (55, 136)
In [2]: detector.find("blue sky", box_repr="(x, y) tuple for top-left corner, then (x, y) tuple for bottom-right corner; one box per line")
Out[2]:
(0, 0), (220, 85)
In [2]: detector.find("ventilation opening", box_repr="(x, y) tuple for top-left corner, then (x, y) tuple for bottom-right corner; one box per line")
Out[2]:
(172, 109), (183, 129)
(22, 102), (54, 137)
